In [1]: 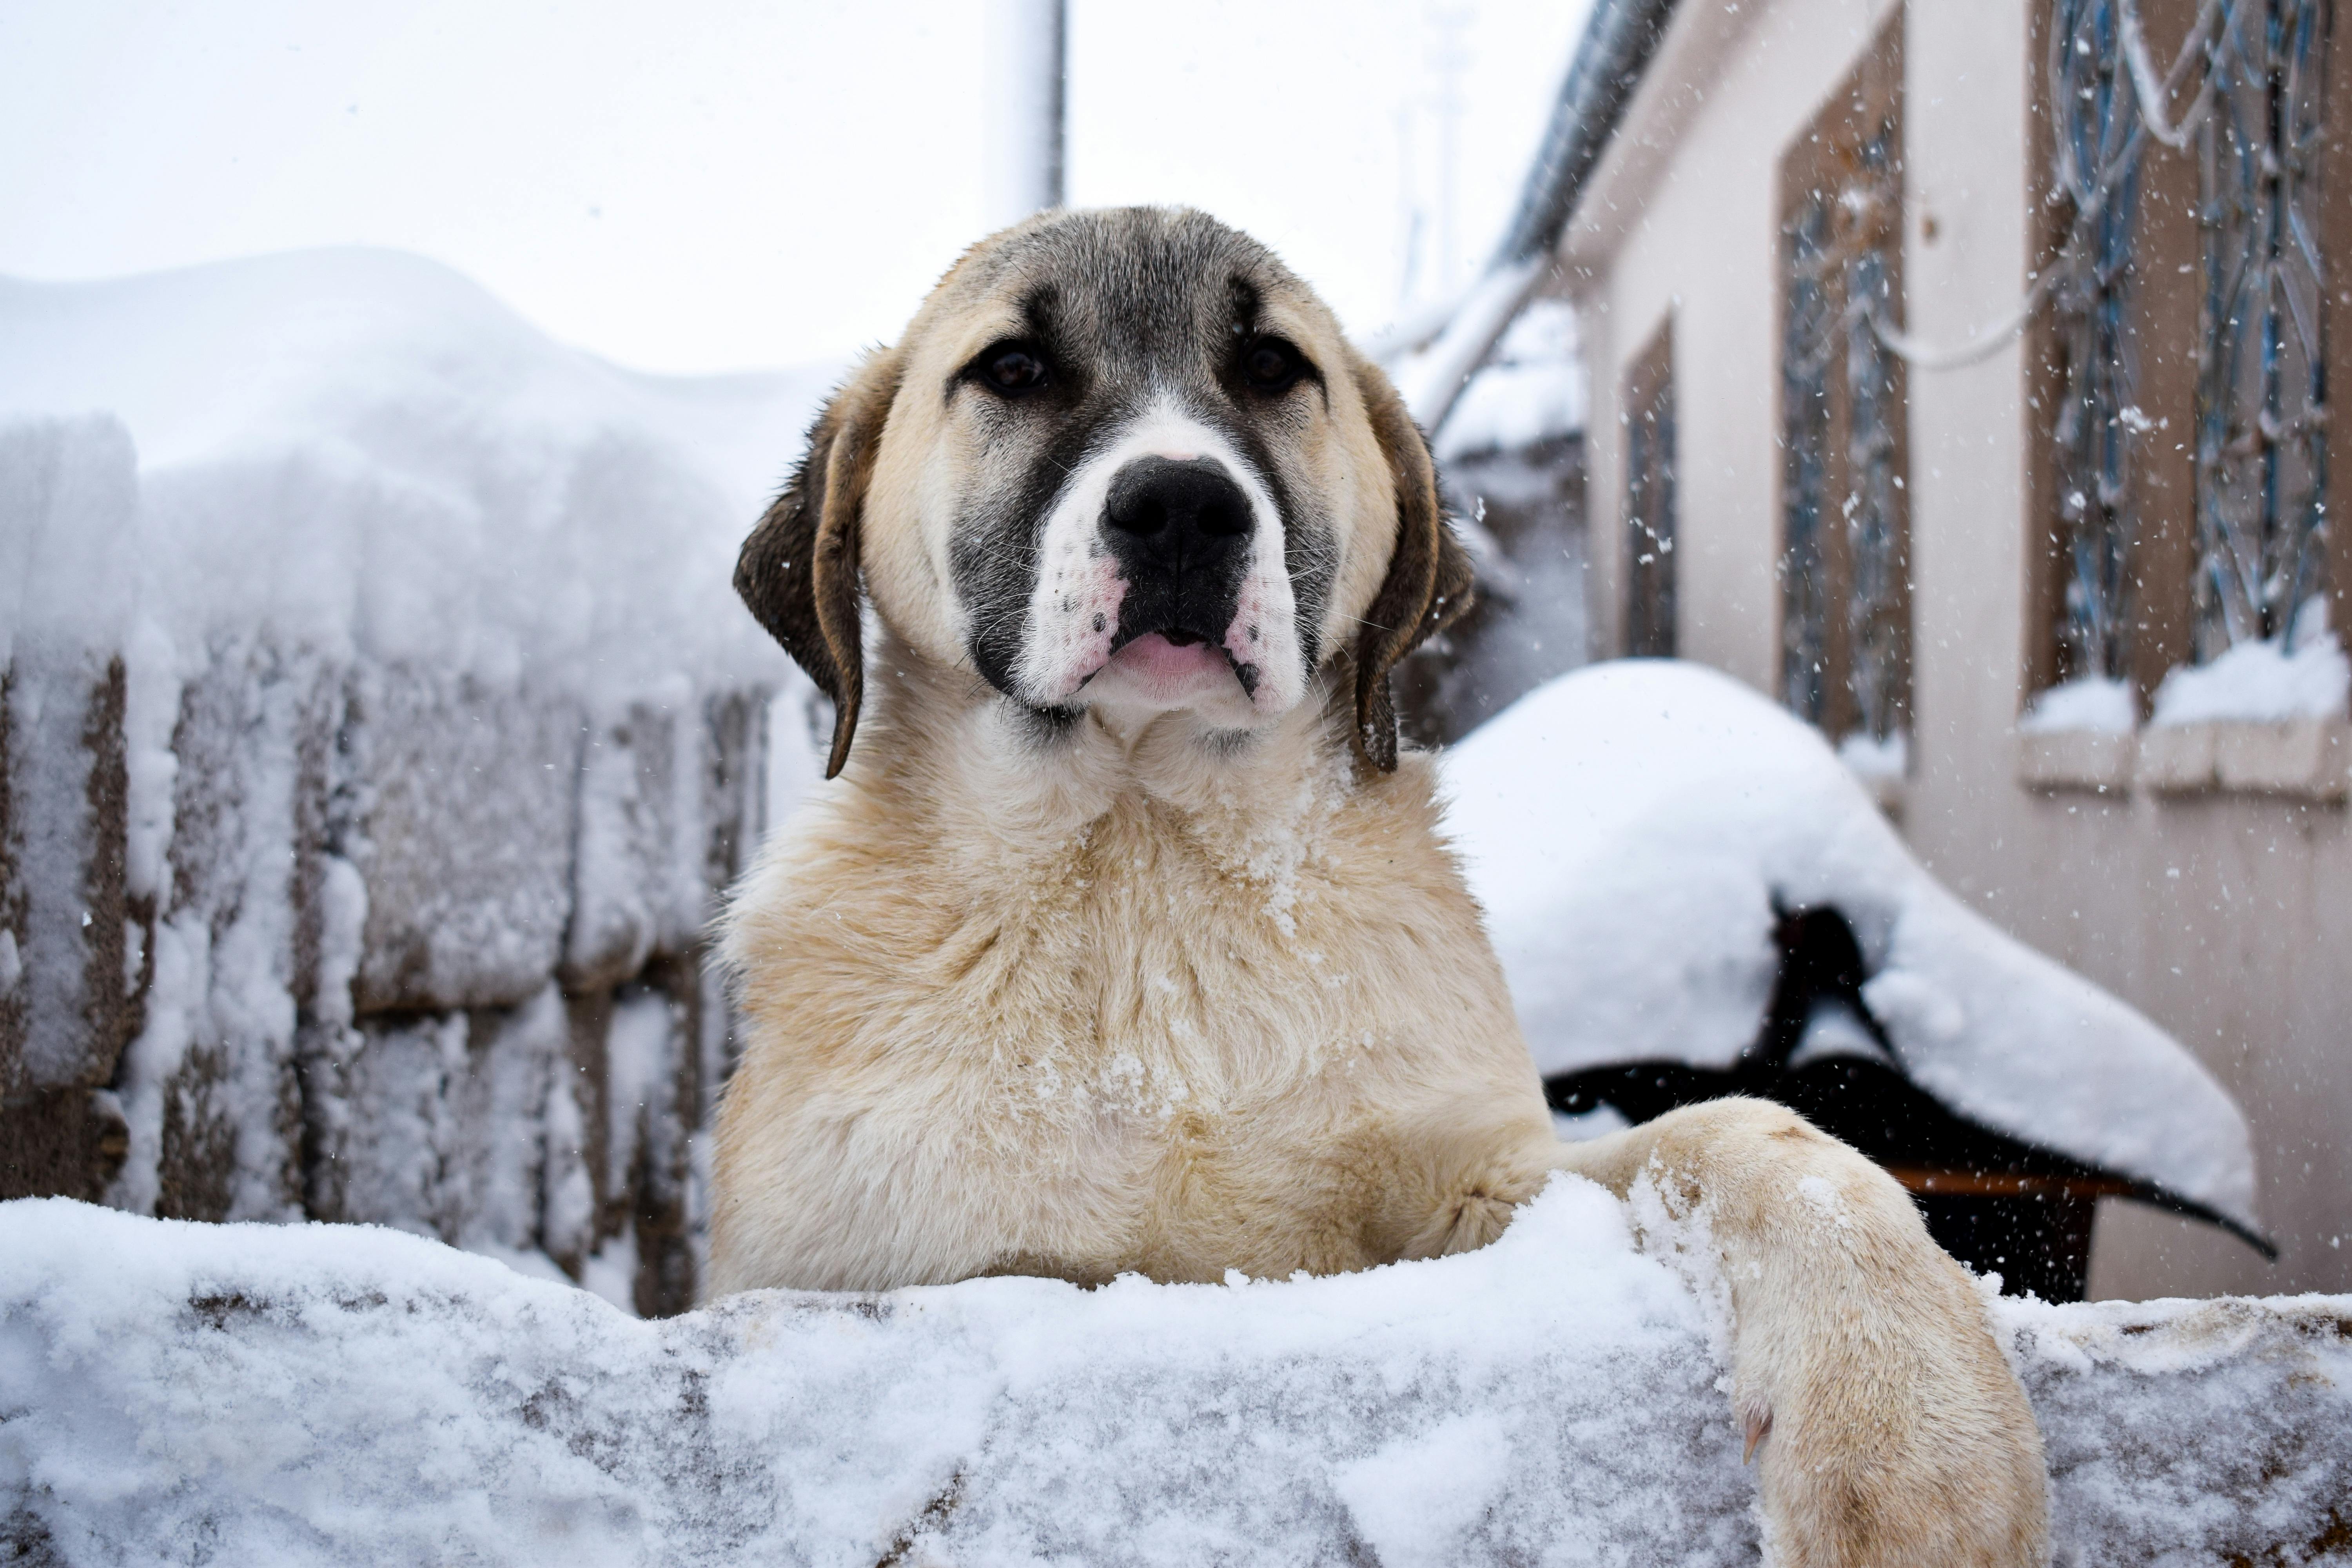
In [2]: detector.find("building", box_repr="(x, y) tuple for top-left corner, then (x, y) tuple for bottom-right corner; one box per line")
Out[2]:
(1459, 0), (2347, 1298)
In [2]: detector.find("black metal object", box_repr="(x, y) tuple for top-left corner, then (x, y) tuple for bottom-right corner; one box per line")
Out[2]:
(1544, 907), (2270, 1300)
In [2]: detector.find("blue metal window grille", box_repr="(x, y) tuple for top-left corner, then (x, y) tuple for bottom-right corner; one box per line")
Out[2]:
(1845, 240), (1908, 742)
(2049, 0), (2151, 684)
(2194, 0), (2333, 657)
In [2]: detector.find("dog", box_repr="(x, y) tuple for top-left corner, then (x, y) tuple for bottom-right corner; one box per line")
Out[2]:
(709, 206), (2047, 1567)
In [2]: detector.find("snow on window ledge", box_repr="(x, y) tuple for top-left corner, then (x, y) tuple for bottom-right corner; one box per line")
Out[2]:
(2021, 676), (2137, 735)
(2016, 678), (2138, 793)
(2150, 632), (2350, 728)
(1835, 730), (1907, 814)
(2137, 633), (2352, 800)
(2014, 651), (2352, 802)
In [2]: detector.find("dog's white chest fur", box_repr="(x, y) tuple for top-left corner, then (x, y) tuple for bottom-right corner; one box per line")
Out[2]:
(708, 718), (1548, 1296)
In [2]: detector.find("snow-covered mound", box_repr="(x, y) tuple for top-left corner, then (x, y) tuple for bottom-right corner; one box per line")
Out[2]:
(1442, 661), (2259, 1232)
(0, 247), (834, 695)
(6, 1197), (2349, 1567)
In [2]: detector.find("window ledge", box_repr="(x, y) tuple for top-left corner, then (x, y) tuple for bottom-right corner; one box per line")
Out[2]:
(2139, 715), (2350, 801)
(2016, 729), (2136, 793)
(2016, 716), (2350, 800)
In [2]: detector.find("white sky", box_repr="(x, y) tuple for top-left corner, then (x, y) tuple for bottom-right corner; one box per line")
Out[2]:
(0, 1), (1590, 376)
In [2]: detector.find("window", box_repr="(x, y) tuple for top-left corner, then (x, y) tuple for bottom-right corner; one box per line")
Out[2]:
(2029, 0), (2341, 705)
(1778, 13), (1911, 747)
(2194, 0), (2334, 658)
(2042, 0), (2160, 693)
(1623, 318), (1678, 657)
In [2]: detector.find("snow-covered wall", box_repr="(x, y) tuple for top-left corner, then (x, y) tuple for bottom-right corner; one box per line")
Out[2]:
(0, 253), (830, 1312)
(4, 1189), (2348, 1567)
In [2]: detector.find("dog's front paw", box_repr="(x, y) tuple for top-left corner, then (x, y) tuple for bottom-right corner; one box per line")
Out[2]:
(1739, 1221), (2047, 1567)
(1570, 1099), (2050, 1565)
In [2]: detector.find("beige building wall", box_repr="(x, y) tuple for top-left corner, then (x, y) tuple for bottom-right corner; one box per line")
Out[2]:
(1562, 0), (2349, 1297)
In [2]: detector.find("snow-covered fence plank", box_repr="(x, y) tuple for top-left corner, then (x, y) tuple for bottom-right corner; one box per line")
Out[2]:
(0, 419), (145, 1206)
(0, 609), (775, 1310)
(3, 1188), (2347, 1568)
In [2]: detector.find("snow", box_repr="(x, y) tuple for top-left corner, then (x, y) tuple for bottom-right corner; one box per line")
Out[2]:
(0, 248), (835, 699)
(5, 1195), (2348, 1566)
(1390, 258), (1544, 432)
(1442, 660), (2259, 1232)
(2020, 675), (2137, 734)
(0, 1185), (1758, 1566)
(1434, 298), (1586, 463)
(2005, 1290), (2352, 1563)
(1785, 997), (1896, 1071)
(2151, 627), (2352, 728)
(0, 418), (142, 1096)
(1834, 728), (1907, 780)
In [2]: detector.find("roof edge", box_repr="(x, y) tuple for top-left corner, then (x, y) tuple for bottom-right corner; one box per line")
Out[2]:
(1492, 0), (1685, 267)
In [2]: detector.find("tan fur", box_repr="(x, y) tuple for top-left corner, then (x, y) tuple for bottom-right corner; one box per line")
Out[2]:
(712, 208), (2048, 1567)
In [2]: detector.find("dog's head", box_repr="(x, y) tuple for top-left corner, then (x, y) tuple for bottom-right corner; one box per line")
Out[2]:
(736, 206), (1472, 778)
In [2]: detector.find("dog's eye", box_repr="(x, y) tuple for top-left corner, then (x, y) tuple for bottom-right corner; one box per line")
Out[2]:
(1243, 338), (1305, 392)
(982, 344), (1049, 394)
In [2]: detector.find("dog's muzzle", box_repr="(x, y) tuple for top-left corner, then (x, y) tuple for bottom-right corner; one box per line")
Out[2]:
(1101, 456), (1252, 663)
(1009, 410), (1301, 714)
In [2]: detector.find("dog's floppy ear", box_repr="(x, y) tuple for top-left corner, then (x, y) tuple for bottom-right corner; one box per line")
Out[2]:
(735, 349), (904, 779)
(1347, 352), (1477, 772)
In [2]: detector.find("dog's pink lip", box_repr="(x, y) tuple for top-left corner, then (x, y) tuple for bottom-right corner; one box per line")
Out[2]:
(1103, 630), (1235, 688)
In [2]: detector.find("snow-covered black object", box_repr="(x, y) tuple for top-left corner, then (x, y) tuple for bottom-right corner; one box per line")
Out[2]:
(5, 1194), (2348, 1566)
(1442, 661), (2259, 1234)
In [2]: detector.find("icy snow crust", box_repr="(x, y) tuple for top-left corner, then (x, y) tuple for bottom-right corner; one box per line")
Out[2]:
(1442, 661), (2259, 1230)
(0, 1188), (1759, 1568)
(7, 1198), (2350, 1567)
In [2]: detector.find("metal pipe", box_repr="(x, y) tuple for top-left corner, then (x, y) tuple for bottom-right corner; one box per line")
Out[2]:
(984, 0), (1067, 227)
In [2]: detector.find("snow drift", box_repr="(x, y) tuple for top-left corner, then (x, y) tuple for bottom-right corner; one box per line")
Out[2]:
(5, 1194), (2348, 1567)
(1442, 661), (2259, 1232)
(0, 247), (833, 696)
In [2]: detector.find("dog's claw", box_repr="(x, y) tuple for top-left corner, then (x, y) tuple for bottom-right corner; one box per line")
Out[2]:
(1741, 1406), (1772, 1466)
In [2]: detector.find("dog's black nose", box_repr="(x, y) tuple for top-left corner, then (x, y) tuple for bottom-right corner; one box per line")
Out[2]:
(1100, 456), (1255, 653)
(1105, 456), (1251, 546)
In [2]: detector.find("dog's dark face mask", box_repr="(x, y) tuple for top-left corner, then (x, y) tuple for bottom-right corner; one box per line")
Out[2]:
(733, 206), (1474, 778)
